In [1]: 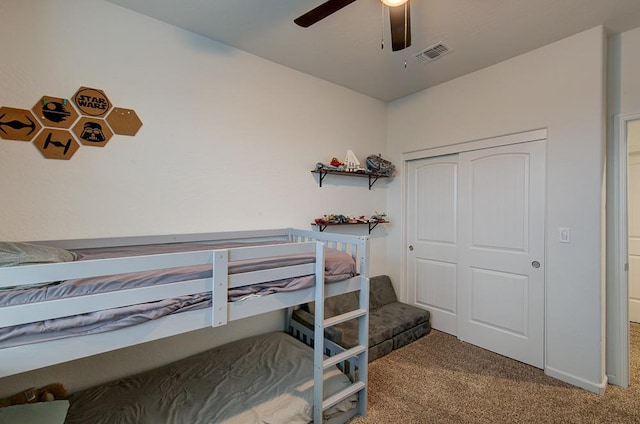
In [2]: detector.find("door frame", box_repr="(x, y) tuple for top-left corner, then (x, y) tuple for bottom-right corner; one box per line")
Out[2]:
(608, 112), (640, 387)
(401, 128), (548, 361)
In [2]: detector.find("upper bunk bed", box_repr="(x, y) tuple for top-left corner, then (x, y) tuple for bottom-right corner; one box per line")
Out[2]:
(0, 228), (370, 423)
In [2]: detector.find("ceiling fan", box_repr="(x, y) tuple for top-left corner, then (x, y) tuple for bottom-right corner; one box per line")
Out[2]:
(294, 0), (412, 52)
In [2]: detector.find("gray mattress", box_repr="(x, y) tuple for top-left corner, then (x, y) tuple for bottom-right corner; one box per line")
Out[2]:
(64, 332), (357, 424)
(0, 241), (357, 348)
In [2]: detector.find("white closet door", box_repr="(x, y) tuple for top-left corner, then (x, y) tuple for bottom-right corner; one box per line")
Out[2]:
(457, 140), (546, 368)
(407, 155), (459, 335)
(629, 152), (640, 323)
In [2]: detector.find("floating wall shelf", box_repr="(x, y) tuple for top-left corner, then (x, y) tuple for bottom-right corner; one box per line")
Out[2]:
(311, 169), (387, 190)
(311, 220), (388, 234)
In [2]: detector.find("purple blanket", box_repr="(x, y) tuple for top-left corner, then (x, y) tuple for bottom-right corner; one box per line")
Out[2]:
(0, 241), (356, 348)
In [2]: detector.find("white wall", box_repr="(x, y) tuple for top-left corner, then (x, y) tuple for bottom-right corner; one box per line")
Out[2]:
(0, 0), (387, 396)
(614, 27), (640, 115)
(386, 27), (607, 392)
(605, 25), (640, 386)
(630, 121), (640, 153)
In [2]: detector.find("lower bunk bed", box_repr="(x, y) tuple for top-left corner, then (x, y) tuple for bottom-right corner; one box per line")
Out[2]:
(0, 228), (370, 423)
(65, 332), (356, 424)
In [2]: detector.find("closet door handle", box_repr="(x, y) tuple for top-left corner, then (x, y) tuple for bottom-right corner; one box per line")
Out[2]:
(531, 260), (541, 269)
(409, 245), (414, 251)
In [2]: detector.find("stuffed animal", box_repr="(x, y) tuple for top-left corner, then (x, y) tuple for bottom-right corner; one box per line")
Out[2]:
(0, 383), (67, 408)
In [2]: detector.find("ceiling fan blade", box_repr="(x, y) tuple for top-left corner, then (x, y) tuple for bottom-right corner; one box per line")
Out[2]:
(294, 0), (358, 27)
(389, 1), (411, 51)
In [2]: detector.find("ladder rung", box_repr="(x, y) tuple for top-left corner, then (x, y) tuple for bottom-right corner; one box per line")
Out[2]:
(322, 381), (366, 411)
(323, 308), (367, 328)
(323, 345), (366, 370)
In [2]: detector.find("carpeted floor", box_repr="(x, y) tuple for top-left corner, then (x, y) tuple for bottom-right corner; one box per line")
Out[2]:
(349, 323), (640, 424)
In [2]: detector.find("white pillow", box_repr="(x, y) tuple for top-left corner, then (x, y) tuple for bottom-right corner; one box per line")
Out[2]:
(0, 400), (70, 424)
(0, 242), (78, 267)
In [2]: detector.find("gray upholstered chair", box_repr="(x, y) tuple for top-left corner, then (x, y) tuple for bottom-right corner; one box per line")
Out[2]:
(291, 275), (431, 361)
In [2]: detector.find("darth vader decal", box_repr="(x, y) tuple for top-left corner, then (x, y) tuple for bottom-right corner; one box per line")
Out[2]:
(72, 117), (113, 147)
(80, 121), (106, 143)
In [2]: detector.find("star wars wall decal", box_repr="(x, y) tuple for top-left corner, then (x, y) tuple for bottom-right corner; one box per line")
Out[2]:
(0, 86), (142, 160)
(33, 129), (81, 160)
(106, 108), (143, 136)
(0, 107), (42, 141)
(73, 86), (111, 118)
(33, 96), (79, 128)
(73, 117), (113, 147)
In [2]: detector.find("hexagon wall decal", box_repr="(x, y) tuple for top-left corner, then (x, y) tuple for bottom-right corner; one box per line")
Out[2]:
(32, 96), (79, 129)
(33, 128), (80, 160)
(106, 107), (143, 136)
(73, 117), (113, 147)
(0, 106), (42, 141)
(73, 86), (112, 118)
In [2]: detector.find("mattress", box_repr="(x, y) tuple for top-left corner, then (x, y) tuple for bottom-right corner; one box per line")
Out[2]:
(64, 332), (357, 424)
(0, 241), (357, 348)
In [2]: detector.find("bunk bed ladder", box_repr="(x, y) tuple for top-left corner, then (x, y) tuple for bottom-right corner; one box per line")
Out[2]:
(312, 241), (369, 423)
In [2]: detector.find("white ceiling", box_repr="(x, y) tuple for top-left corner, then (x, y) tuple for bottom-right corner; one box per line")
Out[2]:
(105, 0), (640, 102)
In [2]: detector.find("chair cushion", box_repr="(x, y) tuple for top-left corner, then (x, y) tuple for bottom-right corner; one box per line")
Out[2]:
(333, 319), (393, 349)
(308, 292), (359, 319)
(393, 321), (431, 350)
(291, 275), (432, 362)
(370, 302), (430, 336)
(369, 275), (398, 309)
(368, 339), (393, 362)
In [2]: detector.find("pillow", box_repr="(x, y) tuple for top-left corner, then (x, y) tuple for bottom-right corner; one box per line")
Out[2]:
(0, 400), (70, 424)
(0, 242), (78, 267)
(324, 247), (357, 280)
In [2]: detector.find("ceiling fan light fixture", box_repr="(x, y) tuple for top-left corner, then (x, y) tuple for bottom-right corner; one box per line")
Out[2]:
(381, 0), (408, 7)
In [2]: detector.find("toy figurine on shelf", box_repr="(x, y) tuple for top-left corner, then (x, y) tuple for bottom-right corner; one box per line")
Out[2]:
(371, 211), (387, 222)
(312, 212), (389, 233)
(314, 213), (388, 224)
(344, 150), (360, 172)
(366, 154), (395, 176)
(314, 217), (329, 225)
(330, 157), (343, 167)
(314, 157), (345, 172)
(314, 214), (351, 225)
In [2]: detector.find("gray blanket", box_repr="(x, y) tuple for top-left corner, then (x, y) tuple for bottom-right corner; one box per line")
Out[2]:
(65, 332), (356, 424)
(0, 242), (356, 348)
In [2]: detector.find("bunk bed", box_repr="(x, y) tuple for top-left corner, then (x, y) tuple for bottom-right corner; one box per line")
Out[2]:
(0, 228), (370, 423)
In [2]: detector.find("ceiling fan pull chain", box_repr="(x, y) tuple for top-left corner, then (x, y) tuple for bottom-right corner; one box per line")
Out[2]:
(381, 2), (385, 49)
(404, 1), (408, 50)
(404, 2), (408, 68)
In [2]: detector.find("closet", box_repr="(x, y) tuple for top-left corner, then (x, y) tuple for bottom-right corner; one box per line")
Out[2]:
(406, 136), (546, 368)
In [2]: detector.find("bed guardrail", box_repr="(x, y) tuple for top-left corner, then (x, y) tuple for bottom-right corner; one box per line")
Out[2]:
(288, 228), (369, 279)
(0, 241), (321, 330)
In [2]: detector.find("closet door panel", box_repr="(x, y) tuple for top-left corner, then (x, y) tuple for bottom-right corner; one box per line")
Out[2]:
(407, 156), (458, 335)
(458, 140), (545, 368)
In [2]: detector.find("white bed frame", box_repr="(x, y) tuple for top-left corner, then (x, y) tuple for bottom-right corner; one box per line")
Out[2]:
(0, 228), (369, 423)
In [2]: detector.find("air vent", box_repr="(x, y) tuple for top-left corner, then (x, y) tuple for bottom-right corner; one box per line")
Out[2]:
(414, 42), (452, 63)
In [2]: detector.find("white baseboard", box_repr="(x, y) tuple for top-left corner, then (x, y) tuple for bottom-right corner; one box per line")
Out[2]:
(607, 371), (629, 388)
(545, 366), (608, 394)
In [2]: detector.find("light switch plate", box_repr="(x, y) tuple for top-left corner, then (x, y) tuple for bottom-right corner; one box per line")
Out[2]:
(559, 227), (571, 243)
